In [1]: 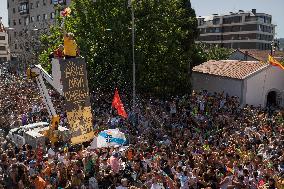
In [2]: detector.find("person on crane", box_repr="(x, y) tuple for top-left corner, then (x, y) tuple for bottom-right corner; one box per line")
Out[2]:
(63, 32), (79, 59)
(48, 44), (65, 62)
(54, 44), (64, 59)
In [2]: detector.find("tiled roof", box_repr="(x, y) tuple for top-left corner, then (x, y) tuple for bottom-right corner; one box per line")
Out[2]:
(238, 49), (284, 62)
(192, 60), (269, 80)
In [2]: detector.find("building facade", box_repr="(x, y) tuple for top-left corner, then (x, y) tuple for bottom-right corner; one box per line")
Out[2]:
(192, 60), (284, 108)
(196, 9), (275, 50)
(7, 0), (70, 66)
(0, 18), (10, 63)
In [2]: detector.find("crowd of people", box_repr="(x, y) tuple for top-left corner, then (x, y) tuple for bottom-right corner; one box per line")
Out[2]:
(0, 68), (66, 132)
(0, 69), (283, 189)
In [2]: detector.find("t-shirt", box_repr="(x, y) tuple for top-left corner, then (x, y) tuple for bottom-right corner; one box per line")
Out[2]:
(180, 175), (189, 189)
(151, 183), (165, 189)
(29, 167), (37, 176)
(34, 176), (47, 189)
(89, 177), (99, 189)
(64, 36), (77, 56)
(54, 48), (64, 58)
(116, 186), (128, 189)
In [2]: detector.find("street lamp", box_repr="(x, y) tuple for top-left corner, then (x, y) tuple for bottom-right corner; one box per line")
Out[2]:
(128, 0), (136, 126)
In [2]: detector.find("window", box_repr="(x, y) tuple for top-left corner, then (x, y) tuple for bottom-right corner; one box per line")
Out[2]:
(25, 17), (29, 25)
(13, 20), (16, 26)
(19, 2), (29, 14)
(30, 16), (35, 23)
(43, 0), (46, 5)
(245, 16), (257, 22)
(233, 16), (242, 23)
(0, 36), (5, 40)
(53, 0), (66, 5)
(0, 46), (6, 51)
(43, 14), (47, 20)
(36, 1), (40, 7)
(8, 20), (10, 26)
(231, 26), (240, 32)
(15, 44), (18, 49)
(213, 18), (220, 25)
(223, 17), (232, 24)
(7, 2), (9, 8)
(13, 8), (15, 13)
(50, 0), (53, 4)
(30, 3), (33, 9)
(19, 19), (22, 25)
(37, 15), (41, 21)
(50, 12), (55, 19)
(14, 32), (17, 37)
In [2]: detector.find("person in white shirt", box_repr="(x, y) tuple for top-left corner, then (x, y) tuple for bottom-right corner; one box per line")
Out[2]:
(149, 176), (165, 189)
(89, 176), (99, 189)
(151, 181), (165, 189)
(116, 178), (128, 189)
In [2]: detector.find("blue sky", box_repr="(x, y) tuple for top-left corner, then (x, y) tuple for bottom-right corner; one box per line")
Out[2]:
(0, 0), (283, 38)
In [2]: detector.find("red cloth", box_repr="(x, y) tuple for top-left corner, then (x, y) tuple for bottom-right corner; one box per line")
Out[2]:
(258, 179), (265, 187)
(61, 7), (71, 17)
(54, 49), (64, 58)
(112, 88), (128, 118)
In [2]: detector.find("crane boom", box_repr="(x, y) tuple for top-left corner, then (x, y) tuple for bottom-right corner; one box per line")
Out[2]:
(27, 59), (64, 144)
(35, 73), (56, 116)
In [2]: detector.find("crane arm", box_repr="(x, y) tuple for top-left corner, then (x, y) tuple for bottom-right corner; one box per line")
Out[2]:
(27, 62), (62, 144)
(30, 64), (63, 95)
(34, 73), (56, 117)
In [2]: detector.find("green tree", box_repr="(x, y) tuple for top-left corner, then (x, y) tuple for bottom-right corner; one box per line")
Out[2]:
(192, 43), (233, 67)
(40, 0), (199, 97)
(134, 0), (198, 96)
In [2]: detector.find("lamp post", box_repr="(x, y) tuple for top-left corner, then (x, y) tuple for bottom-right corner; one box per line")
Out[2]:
(129, 0), (136, 126)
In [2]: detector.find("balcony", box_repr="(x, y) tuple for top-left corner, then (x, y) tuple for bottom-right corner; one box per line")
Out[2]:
(0, 50), (8, 55)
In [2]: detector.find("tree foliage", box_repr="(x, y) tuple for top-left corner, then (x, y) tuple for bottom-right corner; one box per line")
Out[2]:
(192, 43), (233, 67)
(40, 0), (199, 97)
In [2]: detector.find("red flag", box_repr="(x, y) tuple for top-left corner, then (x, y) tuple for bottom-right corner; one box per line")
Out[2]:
(112, 88), (128, 118)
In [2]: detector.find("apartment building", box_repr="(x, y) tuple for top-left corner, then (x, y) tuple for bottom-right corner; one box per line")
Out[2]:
(196, 9), (276, 50)
(7, 0), (70, 63)
(0, 18), (10, 62)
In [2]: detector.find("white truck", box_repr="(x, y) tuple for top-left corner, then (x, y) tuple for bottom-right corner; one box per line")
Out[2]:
(7, 122), (48, 147)
(7, 122), (70, 148)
